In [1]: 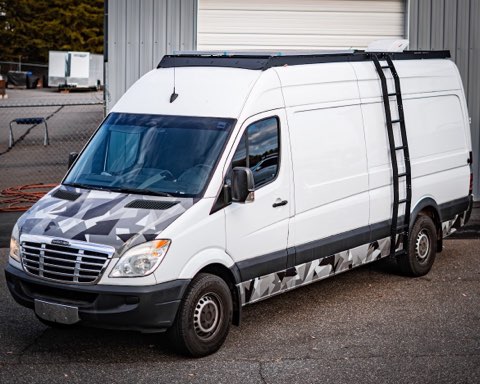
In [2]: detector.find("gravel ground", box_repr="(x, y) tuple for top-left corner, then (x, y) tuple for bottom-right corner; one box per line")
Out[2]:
(1, 239), (479, 384)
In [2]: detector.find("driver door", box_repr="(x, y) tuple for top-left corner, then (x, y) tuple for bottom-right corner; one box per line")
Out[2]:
(224, 112), (292, 282)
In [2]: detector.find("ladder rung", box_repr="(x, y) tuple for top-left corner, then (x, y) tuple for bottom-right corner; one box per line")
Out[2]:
(398, 172), (407, 177)
(398, 199), (407, 204)
(391, 119), (403, 124)
(388, 92), (399, 97)
(381, 65), (391, 69)
(395, 146), (406, 150)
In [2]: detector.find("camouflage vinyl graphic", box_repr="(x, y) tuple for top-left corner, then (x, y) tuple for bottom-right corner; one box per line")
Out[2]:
(16, 185), (193, 256)
(238, 236), (395, 306)
(239, 216), (462, 305)
(442, 212), (468, 237)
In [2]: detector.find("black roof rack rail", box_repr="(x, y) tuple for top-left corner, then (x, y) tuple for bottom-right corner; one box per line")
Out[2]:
(157, 50), (451, 71)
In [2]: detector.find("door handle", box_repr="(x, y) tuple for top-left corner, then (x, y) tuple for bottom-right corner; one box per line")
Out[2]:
(272, 199), (288, 208)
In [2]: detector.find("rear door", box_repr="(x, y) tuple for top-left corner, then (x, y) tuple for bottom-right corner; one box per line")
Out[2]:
(224, 111), (292, 282)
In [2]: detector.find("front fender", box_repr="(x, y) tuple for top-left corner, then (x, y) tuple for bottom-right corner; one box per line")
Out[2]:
(177, 248), (243, 326)
(178, 248), (237, 280)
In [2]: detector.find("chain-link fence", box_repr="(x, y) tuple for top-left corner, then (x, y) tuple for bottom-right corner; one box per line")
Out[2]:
(0, 98), (104, 210)
(0, 61), (48, 87)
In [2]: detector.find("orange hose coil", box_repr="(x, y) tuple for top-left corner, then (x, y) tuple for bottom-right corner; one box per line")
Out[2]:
(0, 184), (57, 212)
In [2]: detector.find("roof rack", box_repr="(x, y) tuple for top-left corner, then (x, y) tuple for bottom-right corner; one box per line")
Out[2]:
(157, 50), (451, 71)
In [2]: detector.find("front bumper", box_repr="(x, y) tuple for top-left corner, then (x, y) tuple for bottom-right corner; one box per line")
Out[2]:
(5, 264), (189, 333)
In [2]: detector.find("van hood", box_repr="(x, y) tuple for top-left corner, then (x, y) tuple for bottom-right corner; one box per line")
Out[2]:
(17, 186), (193, 255)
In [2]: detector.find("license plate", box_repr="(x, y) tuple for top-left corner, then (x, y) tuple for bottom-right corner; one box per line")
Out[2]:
(34, 299), (80, 325)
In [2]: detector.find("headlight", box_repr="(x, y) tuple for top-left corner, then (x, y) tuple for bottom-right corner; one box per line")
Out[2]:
(9, 237), (21, 263)
(110, 240), (171, 277)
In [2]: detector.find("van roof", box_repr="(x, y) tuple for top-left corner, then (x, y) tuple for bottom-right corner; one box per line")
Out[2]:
(158, 50), (451, 71)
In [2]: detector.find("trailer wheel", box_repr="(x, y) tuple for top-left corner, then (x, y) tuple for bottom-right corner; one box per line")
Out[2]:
(167, 273), (232, 357)
(397, 215), (437, 276)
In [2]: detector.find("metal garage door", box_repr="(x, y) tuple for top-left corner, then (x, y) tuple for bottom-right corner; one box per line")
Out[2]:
(198, 0), (406, 50)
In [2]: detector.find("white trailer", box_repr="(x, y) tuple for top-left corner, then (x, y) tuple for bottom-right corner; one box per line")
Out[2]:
(48, 51), (103, 89)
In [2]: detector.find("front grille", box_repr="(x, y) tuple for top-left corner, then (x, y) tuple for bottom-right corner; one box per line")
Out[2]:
(21, 238), (112, 284)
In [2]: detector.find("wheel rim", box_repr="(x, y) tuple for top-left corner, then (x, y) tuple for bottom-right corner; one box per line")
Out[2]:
(415, 229), (431, 263)
(193, 293), (222, 340)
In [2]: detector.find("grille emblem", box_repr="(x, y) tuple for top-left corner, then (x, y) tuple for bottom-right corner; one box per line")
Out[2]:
(51, 239), (70, 246)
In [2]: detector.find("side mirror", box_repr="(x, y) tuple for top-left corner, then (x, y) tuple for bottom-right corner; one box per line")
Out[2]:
(231, 167), (255, 203)
(68, 152), (78, 168)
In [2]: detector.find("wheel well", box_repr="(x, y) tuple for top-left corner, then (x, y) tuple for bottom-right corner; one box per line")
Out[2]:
(416, 206), (443, 252)
(198, 263), (241, 326)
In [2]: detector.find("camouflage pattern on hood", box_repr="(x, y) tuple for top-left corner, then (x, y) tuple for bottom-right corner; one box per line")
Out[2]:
(17, 185), (194, 256)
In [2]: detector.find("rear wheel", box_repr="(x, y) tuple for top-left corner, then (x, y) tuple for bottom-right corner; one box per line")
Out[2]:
(397, 215), (437, 276)
(167, 273), (232, 357)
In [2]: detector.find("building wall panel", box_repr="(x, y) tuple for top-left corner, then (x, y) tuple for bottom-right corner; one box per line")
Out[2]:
(125, 0), (141, 89)
(106, 0), (196, 110)
(416, 0), (431, 48)
(410, 0), (480, 198)
(431, 0), (444, 50)
(139, 0), (155, 75)
(153, 0), (168, 66)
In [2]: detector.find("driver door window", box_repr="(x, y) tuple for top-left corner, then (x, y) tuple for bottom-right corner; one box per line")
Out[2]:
(230, 117), (279, 189)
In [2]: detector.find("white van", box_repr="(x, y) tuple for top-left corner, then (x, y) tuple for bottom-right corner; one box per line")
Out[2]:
(6, 49), (473, 357)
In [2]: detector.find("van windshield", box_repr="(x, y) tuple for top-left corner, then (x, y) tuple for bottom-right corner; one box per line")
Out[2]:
(64, 113), (235, 197)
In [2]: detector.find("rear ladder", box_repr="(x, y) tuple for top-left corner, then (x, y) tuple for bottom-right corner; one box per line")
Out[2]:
(371, 54), (412, 257)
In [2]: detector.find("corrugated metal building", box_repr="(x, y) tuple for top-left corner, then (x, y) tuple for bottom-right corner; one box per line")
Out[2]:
(408, 0), (479, 199)
(105, 0), (197, 111)
(106, 0), (479, 198)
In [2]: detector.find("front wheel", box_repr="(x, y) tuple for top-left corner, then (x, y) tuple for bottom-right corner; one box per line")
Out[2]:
(397, 215), (437, 276)
(167, 273), (233, 357)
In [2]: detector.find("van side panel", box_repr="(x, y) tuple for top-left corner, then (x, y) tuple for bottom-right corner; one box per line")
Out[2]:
(274, 63), (370, 263)
(286, 104), (370, 262)
(362, 94), (470, 225)
(406, 94), (470, 204)
(353, 60), (470, 227)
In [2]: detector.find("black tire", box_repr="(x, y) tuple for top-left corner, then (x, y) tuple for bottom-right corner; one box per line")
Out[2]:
(36, 315), (79, 329)
(167, 273), (233, 357)
(397, 215), (437, 276)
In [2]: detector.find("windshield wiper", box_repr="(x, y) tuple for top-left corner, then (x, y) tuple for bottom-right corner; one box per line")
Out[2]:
(107, 187), (173, 197)
(64, 183), (174, 197)
(63, 182), (109, 191)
